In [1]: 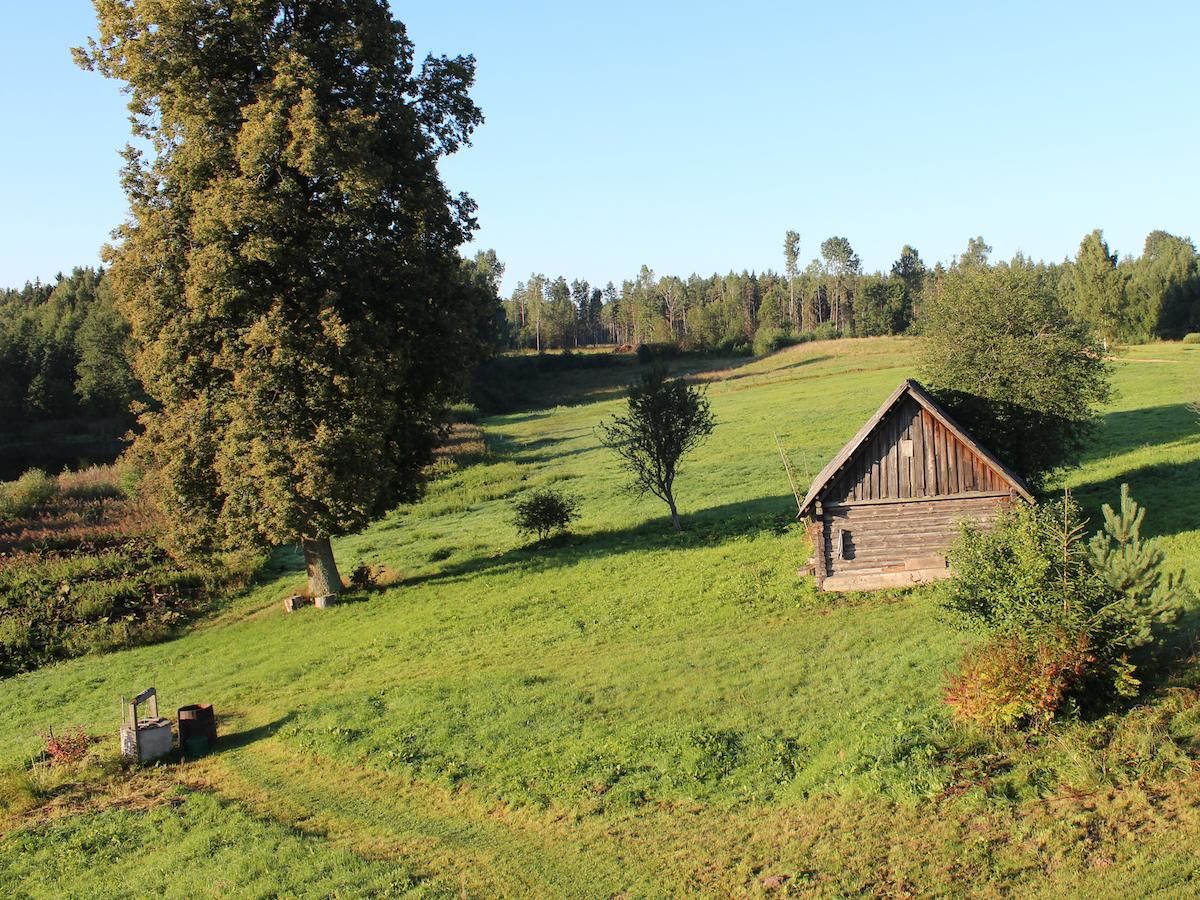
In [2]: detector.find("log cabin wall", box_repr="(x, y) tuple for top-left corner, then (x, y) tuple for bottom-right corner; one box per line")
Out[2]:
(821, 495), (1012, 589)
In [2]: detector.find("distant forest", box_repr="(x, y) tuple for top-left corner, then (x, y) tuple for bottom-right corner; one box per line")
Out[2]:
(503, 230), (1200, 353)
(2, 229), (1198, 447)
(0, 267), (137, 442)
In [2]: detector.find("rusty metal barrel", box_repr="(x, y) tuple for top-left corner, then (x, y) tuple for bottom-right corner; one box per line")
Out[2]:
(177, 704), (217, 756)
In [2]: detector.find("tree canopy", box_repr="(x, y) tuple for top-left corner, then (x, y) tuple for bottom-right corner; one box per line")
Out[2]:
(77, 0), (498, 594)
(919, 260), (1111, 487)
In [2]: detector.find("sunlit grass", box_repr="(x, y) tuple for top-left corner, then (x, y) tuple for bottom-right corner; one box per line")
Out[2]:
(1, 337), (1198, 895)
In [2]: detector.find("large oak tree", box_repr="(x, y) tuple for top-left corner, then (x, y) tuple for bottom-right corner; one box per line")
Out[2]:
(77, 0), (495, 596)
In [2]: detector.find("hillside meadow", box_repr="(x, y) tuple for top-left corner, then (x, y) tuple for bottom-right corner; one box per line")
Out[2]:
(2, 337), (1200, 897)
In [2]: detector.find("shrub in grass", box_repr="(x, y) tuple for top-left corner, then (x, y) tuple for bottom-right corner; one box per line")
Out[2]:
(1182, 332), (1200, 344)
(348, 560), (381, 591)
(0, 469), (57, 521)
(40, 726), (90, 765)
(512, 488), (579, 542)
(944, 629), (1095, 731)
(941, 488), (1182, 727)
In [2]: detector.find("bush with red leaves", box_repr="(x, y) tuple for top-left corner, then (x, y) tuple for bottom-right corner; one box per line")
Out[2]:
(41, 726), (90, 765)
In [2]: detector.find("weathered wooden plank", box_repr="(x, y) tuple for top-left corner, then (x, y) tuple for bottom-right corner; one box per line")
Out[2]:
(949, 436), (960, 493)
(923, 411), (937, 496)
(890, 417), (901, 499)
(911, 411), (925, 496)
(931, 422), (943, 493)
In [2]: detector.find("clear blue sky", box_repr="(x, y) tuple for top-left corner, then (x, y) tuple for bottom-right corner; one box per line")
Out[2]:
(3, 2), (1198, 295)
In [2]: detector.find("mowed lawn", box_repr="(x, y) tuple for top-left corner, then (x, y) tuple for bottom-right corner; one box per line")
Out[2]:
(2, 338), (1200, 897)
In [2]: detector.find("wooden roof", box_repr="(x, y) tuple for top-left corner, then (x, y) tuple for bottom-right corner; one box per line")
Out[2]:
(797, 379), (1034, 517)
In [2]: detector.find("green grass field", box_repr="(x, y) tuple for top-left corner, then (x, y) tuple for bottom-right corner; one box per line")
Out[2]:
(2, 337), (1199, 897)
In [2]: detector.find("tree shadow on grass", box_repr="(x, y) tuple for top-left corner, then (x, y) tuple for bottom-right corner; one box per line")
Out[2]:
(1068, 457), (1200, 539)
(696, 354), (836, 385)
(1129, 604), (1200, 699)
(395, 493), (800, 590)
(215, 713), (297, 753)
(1089, 404), (1200, 461)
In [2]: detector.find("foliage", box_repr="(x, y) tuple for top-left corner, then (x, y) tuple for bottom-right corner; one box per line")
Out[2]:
(1126, 230), (1200, 339)
(598, 366), (715, 530)
(0, 469), (57, 522)
(1088, 483), (1186, 635)
(77, 1), (499, 595)
(0, 268), (137, 443)
(919, 260), (1112, 487)
(942, 490), (1182, 725)
(512, 488), (580, 542)
(40, 727), (89, 766)
(1184, 332), (1200, 344)
(348, 561), (381, 592)
(944, 630), (1095, 731)
(636, 342), (681, 364)
(1062, 229), (1129, 344)
(752, 325), (793, 356)
(0, 467), (248, 677)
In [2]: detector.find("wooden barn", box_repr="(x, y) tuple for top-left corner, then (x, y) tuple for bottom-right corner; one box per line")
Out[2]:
(800, 379), (1033, 591)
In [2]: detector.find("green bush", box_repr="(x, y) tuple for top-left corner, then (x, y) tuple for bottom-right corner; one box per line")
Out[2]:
(635, 342), (681, 364)
(1182, 332), (1200, 344)
(512, 488), (580, 542)
(752, 326), (804, 357)
(941, 488), (1182, 726)
(0, 469), (57, 521)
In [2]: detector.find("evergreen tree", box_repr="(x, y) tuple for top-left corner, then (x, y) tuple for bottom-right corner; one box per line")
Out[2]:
(1127, 230), (1200, 339)
(1088, 483), (1185, 634)
(1064, 230), (1128, 344)
(77, 0), (493, 596)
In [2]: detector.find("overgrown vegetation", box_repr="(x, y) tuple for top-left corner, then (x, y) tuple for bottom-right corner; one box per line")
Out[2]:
(942, 488), (1185, 730)
(0, 466), (251, 677)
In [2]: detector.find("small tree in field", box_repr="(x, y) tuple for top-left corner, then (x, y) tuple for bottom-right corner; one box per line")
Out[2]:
(512, 488), (579, 543)
(598, 366), (715, 531)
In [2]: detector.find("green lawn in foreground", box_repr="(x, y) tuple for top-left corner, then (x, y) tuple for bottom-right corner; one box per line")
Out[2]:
(2, 337), (1199, 896)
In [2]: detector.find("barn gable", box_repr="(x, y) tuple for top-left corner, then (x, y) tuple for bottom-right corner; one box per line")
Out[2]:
(799, 379), (1032, 516)
(800, 380), (1033, 591)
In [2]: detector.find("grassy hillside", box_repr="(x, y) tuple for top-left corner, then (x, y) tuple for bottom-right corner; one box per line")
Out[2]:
(2, 337), (1199, 896)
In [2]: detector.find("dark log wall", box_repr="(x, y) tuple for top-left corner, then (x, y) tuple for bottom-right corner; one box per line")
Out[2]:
(822, 495), (1010, 578)
(826, 397), (1009, 503)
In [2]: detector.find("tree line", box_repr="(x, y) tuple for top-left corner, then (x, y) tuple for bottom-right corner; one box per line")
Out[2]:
(0, 267), (138, 439)
(502, 229), (1200, 352)
(0, 253), (503, 448)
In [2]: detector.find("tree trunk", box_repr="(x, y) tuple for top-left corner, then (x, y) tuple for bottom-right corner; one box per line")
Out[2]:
(302, 535), (343, 598)
(666, 494), (682, 532)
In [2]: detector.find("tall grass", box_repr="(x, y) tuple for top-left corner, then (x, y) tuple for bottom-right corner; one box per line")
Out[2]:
(0, 469), (56, 522)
